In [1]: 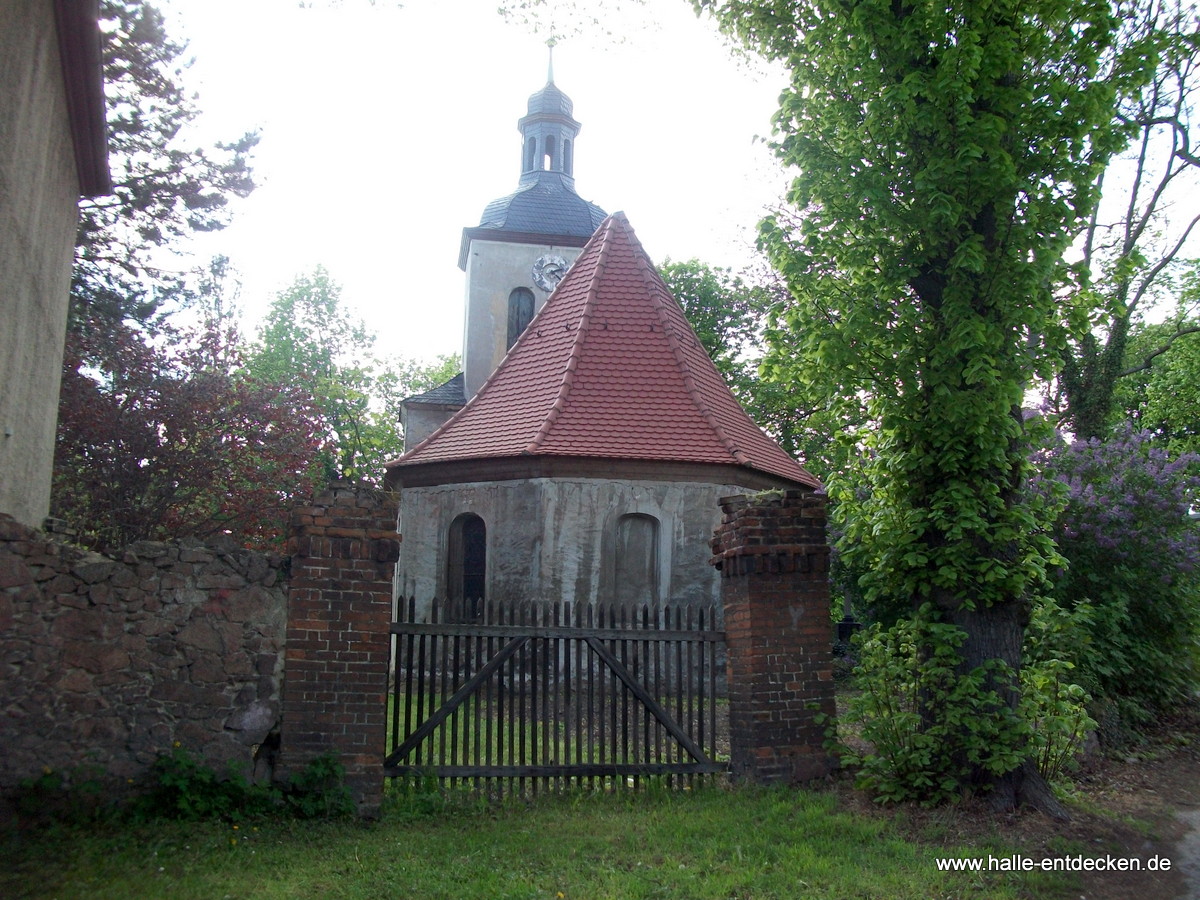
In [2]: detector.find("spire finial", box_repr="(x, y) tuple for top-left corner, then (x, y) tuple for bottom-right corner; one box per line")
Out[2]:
(546, 37), (557, 84)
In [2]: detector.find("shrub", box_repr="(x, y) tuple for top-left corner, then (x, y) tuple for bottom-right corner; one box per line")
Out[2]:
(838, 609), (1095, 804)
(283, 753), (354, 819)
(11, 766), (108, 827)
(1031, 429), (1200, 729)
(132, 746), (353, 822)
(1019, 657), (1094, 784)
(838, 614), (1028, 805)
(133, 746), (278, 822)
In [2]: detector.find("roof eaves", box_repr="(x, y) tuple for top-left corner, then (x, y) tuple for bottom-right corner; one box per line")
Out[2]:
(53, 0), (110, 197)
(458, 226), (592, 271)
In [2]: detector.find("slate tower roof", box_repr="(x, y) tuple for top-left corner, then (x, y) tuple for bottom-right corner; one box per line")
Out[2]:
(391, 213), (821, 490)
(458, 76), (606, 269)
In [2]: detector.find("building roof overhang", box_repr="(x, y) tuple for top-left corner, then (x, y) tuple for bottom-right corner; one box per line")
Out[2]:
(53, 0), (110, 197)
(385, 454), (815, 493)
(458, 227), (593, 271)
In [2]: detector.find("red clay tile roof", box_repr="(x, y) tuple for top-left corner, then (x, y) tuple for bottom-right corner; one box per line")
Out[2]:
(390, 212), (820, 489)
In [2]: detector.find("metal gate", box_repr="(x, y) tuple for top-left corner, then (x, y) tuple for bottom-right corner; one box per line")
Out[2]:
(384, 596), (728, 793)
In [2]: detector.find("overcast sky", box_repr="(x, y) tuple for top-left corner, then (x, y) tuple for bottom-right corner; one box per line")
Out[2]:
(160, 0), (791, 362)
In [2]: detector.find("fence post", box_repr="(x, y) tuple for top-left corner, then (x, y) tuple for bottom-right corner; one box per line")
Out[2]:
(711, 489), (837, 784)
(280, 482), (400, 816)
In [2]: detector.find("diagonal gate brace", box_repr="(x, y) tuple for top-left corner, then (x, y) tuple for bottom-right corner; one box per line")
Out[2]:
(584, 636), (712, 764)
(384, 635), (528, 768)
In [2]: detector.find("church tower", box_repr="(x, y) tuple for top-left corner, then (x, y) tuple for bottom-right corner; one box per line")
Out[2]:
(457, 68), (607, 400)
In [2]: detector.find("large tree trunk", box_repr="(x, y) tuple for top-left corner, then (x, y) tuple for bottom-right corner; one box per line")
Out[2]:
(944, 597), (1070, 820)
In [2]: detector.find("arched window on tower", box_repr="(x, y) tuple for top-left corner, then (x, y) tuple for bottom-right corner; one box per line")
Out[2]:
(614, 513), (660, 605)
(524, 137), (537, 172)
(563, 139), (573, 176)
(507, 288), (535, 349)
(447, 513), (486, 617)
(543, 135), (556, 171)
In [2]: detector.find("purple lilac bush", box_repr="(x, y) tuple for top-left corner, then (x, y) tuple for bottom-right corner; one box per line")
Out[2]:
(1031, 429), (1200, 727)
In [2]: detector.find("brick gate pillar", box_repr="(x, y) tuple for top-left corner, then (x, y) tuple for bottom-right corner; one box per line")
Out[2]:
(711, 489), (837, 784)
(280, 482), (400, 817)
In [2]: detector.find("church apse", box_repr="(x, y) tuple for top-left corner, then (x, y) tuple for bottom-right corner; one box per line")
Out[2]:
(388, 76), (821, 624)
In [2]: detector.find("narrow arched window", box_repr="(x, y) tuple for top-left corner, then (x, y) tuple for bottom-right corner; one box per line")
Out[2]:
(563, 139), (573, 176)
(507, 288), (535, 349)
(614, 514), (659, 605)
(524, 137), (537, 172)
(543, 135), (556, 170)
(447, 513), (486, 615)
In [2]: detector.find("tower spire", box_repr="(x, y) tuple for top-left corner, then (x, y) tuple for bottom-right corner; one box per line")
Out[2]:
(546, 37), (556, 84)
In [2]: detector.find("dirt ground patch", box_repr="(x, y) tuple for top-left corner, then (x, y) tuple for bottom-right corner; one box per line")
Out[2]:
(828, 710), (1200, 899)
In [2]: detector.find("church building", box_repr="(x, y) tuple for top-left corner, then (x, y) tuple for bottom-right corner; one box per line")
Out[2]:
(386, 73), (820, 613)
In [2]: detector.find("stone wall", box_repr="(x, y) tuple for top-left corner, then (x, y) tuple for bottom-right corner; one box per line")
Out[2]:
(0, 514), (288, 789)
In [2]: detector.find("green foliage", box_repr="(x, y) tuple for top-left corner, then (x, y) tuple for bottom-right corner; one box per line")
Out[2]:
(690, 5), (1154, 804)
(659, 258), (865, 482)
(132, 747), (353, 822)
(74, 0), (257, 341)
(1019, 657), (1095, 785)
(135, 746), (279, 822)
(1032, 430), (1200, 728)
(12, 767), (109, 827)
(659, 258), (768, 380)
(1054, 2), (1200, 440)
(660, 257), (870, 621)
(839, 610), (1095, 803)
(283, 754), (354, 819)
(838, 616), (1028, 805)
(696, 0), (1135, 627)
(1117, 317), (1200, 458)
(247, 266), (460, 486)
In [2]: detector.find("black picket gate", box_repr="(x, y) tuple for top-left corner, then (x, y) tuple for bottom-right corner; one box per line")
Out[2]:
(384, 596), (728, 794)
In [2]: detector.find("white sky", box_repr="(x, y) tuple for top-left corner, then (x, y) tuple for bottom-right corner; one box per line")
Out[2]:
(161, 0), (792, 362)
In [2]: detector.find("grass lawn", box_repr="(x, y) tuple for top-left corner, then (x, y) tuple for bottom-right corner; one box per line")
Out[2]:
(0, 783), (1073, 900)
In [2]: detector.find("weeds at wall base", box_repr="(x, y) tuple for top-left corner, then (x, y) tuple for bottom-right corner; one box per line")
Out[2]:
(4, 747), (354, 832)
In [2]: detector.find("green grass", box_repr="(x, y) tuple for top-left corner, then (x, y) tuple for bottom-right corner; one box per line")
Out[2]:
(388, 690), (727, 770)
(1, 784), (1074, 900)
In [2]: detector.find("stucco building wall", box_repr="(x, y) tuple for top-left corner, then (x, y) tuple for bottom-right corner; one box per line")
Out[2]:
(462, 240), (584, 398)
(395, 476), (753, 618)
(0, 0), (86, 527)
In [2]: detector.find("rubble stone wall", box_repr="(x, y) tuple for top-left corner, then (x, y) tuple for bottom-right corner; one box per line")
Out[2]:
(0, 514), (288, 789)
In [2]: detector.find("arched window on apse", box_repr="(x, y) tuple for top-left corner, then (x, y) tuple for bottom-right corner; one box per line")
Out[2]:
(447, 513), (486, 617)
(614, 513), (660, 606)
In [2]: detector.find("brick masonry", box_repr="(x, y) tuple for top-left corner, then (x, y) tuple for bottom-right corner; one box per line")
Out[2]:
(279, 483), (400, 817)
(711, 489), (838, 784)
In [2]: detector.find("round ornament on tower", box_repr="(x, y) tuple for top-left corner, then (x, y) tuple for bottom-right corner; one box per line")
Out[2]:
(532, 254), (568, 293)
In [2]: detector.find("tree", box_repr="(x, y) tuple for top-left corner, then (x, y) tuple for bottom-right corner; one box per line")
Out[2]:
(248, 267), (460, 486)
(660, 258), (866, 481)
(72, 0), (257, 348)
(53, 319), (323, 551)
(697, 0), (1142, 809)
(1057, 0), (1200, 440)
(1115, 314), (1200, 456)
